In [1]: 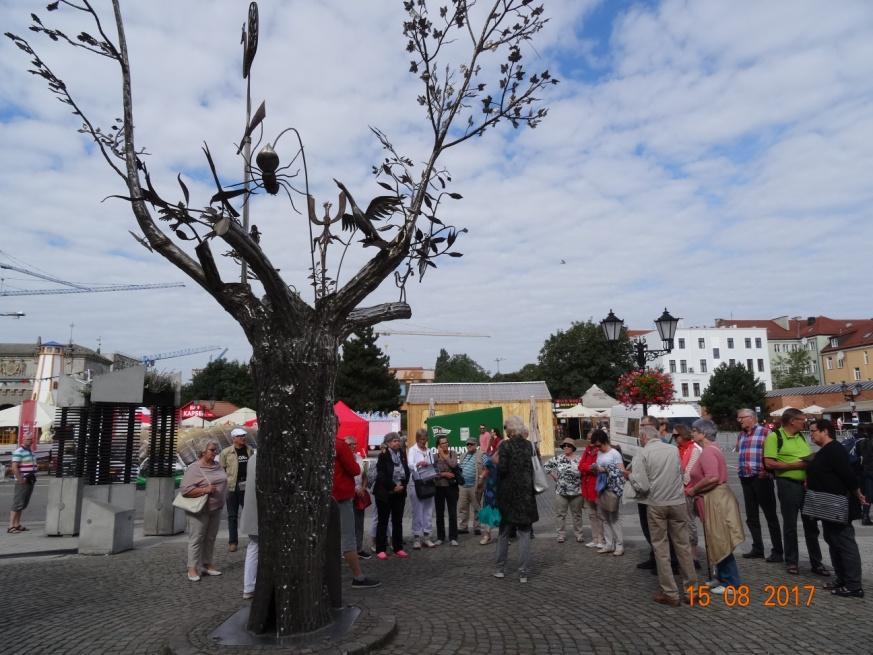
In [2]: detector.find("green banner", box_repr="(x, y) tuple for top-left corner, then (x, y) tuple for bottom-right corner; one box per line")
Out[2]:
(425, 406), (504, 448)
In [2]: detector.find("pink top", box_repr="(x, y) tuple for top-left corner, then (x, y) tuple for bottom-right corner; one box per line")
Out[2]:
(688, 443), (727, 520)
(180, 460), (228, 511)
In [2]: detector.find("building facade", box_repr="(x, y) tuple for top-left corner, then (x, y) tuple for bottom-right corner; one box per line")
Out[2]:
(642, 326), (772, 402)
(821, 325), (873, 385)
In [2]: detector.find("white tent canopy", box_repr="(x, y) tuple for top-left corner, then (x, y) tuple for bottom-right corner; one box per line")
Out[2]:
(770, 406), (795, 417)
(557, 404), (610, 419)
(210, 407), (257, 426)
(580, 384), (618, 409)
(801, 405), (826, 415)
(0, 402), (56, 428)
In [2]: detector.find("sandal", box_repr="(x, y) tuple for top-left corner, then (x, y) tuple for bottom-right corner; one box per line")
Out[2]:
(7, 526), (21, 534)
(16, 526), (29, 532)
(786, 564), (800, 575)
(811, 564), (831, 577)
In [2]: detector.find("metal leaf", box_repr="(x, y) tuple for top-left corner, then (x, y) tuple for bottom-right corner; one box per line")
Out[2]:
(214, 217), (231, 236)
(210, 188), (247, 204)
(177, 173), (189, 205)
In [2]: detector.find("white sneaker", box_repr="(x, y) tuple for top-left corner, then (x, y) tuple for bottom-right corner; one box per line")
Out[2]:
(413, 539), (422, 550)
(424, 538), (437, 548)
(584, 541), (598, 548)
(450, 539), (459, 547)
(597, 546), (615, 554)
(519, 576), (528, 584)
(613, 547), (624, 556)
(432, 539), (443, 546)
(493, 571), (505, 579)
(710, 585), (726, 595)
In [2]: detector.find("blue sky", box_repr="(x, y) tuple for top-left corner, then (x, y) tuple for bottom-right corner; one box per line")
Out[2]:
(1, 0), (872, 379)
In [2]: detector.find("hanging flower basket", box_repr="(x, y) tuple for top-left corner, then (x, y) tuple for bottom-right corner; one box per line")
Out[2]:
(615, 368), (674, 408)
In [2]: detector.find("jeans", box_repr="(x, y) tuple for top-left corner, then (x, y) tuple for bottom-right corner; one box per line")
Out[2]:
(243, 535), (258, 594)
(822, 520), (863, 591)
(776, 477), (823, 567)
(739, 475), (783, 555)
(434, 484), (459, 541)
(496, 522), (532, 576)
(376, 493), (406, 553)
(715, 553), (741, 587)
(226, 488), (245, 545)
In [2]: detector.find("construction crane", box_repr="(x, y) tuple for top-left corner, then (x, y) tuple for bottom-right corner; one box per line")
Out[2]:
(374, 329), (490, 338)
(140, 345), (224, 367)
(0, 262), (184, 297)
(1, 311), (25, 318)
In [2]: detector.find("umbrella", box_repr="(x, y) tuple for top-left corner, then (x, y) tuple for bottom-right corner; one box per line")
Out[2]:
(770, 406), (795, 417)
(800, 405), (825, 415)
(428, 397), (435, 417)
(528, 396), (540, 446)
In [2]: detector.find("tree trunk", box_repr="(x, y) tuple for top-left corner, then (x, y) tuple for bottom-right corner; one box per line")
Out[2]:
(246, 319), (340, 635)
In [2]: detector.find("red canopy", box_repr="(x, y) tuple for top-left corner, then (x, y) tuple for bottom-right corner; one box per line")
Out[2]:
(335, 400), (368, 457)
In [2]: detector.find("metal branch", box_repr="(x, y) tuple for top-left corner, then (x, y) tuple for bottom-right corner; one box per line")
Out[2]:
(343, 302), (412, 337)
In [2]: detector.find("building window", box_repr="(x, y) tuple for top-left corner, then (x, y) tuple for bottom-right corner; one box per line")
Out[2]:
(727, 338), (734, 349)
(837, 357), (844, 369)
(744, 338), (751, 348)
(677, 338), (685, 349)
(826, 357), (833, 370)
(757, 358), (764, 372)
(855, 367), (862, 381)
(713, 347), (720, 360)
(698, 338), (705, 349)
(693, 382), (700, 397)
(755, 337), (762, 348)
(831, 337), (839, 347)
(746, 358), (753, 371)
(669, 360), (676, 373)
(700, 359), (707, 373)
(774, 344), (780, 353)
(680, 360), (687, 373)
(865, 351), (870, 365)
(729, 359), (736, 366)
(681, 383), (689, 397)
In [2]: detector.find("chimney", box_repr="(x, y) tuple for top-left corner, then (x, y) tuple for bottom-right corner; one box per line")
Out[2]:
(807, 317), (815, 326)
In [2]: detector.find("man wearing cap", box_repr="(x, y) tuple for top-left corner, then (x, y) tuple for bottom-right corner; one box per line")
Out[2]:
(543, 438), (585, 543)
(220, 428), (254, 553)
(457, 436), (484, 535)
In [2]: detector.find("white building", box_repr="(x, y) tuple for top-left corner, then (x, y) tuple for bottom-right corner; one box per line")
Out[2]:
(640, 326), (773, 402)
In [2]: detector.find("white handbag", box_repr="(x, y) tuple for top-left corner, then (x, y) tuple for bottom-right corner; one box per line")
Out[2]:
(172, 466), (212, 514)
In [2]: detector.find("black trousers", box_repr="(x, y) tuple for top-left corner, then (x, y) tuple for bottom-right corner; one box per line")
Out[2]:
(776, 477), (823, 567)
(740, 475), (783, 555)
(376, 493), (406, 554)
(226, 488), (245, 545)
(822, 520), (863, 591)
(434, 485), (459, 541)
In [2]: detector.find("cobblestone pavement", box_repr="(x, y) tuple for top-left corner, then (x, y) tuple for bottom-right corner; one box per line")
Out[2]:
(3, 490), (873, 655)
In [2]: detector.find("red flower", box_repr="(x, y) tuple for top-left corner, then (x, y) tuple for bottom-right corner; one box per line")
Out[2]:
(614, 368), (675, 408)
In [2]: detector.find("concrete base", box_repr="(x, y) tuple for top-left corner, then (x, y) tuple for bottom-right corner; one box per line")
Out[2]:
(82, 482), (136, 511)
(143, 477), (185, 536)
(78, 498), (134, 555)
(45, 477), (85, 536)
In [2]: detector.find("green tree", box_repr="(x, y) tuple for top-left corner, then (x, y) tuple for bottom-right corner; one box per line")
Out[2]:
(772, 349), (819, 389)
(537, 321), (634, 397)
(434, 348), (490, 382)
(700, 362), (766, 427)
(182, 359), (255, 408)
(492, 363), (543, 382)
(335, 327), (401, 412)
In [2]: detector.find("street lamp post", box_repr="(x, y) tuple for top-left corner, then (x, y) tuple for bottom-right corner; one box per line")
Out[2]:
(600, 307), (681, 415)
(840, 381), (862, 423)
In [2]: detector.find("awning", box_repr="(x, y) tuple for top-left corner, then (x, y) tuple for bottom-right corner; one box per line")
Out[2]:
(556, 404), (610, 419)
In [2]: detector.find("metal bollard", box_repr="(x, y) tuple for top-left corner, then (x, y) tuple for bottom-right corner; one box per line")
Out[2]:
(323, 498), (343, 609)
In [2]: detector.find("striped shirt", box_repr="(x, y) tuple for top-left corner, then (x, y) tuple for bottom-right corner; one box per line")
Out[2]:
(736, 425), (767, 478)
(12, 446), (37, 476)
(459, 451), (480, 488)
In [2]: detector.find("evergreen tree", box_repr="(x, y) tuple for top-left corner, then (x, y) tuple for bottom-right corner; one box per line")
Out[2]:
(700, 362), (766, 427)
(434, 348), (491, 382)
(182, 359), (255, 408)
(537, 320), (634, 397)
(335, 327), (401, 412)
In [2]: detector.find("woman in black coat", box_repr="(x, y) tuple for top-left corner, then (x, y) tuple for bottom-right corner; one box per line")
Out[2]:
(807, 419), (867, 598)
(374, 432), (411, 559)
(494, 416), (539, 583)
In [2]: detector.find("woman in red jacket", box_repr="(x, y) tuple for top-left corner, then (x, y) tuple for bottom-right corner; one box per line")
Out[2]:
(578, 430), (605, 549)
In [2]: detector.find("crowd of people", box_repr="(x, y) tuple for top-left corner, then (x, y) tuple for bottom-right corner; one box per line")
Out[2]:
(172, 410), (869, 606)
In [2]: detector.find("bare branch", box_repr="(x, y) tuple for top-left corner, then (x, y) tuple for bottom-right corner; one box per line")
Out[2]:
(343, 302), (412, 338)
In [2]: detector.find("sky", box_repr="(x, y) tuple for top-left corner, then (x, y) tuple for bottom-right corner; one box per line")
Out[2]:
(1, 0), (872, 382)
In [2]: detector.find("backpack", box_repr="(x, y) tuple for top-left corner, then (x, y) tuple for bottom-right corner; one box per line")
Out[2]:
(841, 436), (860, 468)
(763, 429), (785, 469)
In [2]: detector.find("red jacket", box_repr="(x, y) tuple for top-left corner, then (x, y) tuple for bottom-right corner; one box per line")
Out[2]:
(332, 436), (360, 502)
(578, 445), (599, 502)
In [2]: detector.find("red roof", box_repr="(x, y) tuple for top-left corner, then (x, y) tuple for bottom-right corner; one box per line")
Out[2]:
(820, 320), (873, 353)
(715, 317), (872, 341)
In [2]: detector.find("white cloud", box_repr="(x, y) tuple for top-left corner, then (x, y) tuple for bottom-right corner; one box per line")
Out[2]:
(1, 0), (871, 384)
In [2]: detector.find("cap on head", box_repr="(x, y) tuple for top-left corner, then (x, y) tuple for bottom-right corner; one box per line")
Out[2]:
(560, 438), (577, 451)
(231, 428), (247, 439)
(466, 436), (478, 445)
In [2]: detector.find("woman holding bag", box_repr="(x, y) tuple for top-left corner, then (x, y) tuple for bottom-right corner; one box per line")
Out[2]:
(179, 437), (228, 582)
(407, 428), (437, 550)
(807, 419), (866, 598)
(433, 435), (461, 546)
(374, 432), (410, 559)
(590, 430), (625, 556)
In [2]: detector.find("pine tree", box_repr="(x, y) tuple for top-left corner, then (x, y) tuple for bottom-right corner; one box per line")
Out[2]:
(335, 327), (401, 412)
(434, 348), (490, 382)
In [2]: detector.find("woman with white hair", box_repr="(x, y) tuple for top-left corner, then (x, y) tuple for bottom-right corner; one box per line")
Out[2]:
(179, 437), (228, 582)
(687, 418), (744, 594)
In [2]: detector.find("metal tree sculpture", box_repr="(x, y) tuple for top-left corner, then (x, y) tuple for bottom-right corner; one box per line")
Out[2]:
(7, 0), (556, 635)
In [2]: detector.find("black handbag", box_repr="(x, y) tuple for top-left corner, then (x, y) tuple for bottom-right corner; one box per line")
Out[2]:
(451, 465), (464, 486)
(802, 489), (849, 524)
(414, 478), (437, 499)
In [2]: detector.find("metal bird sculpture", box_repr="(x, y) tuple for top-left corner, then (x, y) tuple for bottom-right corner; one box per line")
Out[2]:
(333, 179), (401, 249)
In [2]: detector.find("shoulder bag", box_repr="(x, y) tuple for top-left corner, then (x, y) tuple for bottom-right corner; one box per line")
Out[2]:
(413, 450), (437, 499)
(172, 466), (212, 514)
(802, 489), (849, 524)
(531, 442), (549, 494)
